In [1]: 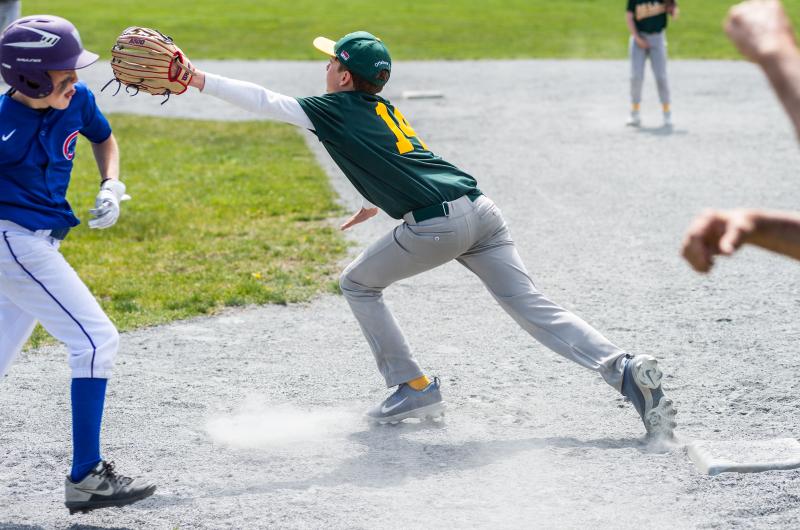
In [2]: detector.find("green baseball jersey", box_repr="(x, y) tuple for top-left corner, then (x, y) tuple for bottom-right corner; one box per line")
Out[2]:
(627, 0), (671, 33)
(296, 91), (480, 219)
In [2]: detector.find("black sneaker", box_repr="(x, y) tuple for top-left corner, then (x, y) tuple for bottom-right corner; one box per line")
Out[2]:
(65, 460), (156, 514)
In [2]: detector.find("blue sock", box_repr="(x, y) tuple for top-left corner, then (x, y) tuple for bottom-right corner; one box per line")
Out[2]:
(70, 378), (107, 483)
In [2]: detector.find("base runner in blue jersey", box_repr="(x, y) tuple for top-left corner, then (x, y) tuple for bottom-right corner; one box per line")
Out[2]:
(176, 30), (677, 438)
(0, 15), (155, 513)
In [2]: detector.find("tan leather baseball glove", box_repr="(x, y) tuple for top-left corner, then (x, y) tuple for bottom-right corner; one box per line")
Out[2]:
(109, 26), (194, 102)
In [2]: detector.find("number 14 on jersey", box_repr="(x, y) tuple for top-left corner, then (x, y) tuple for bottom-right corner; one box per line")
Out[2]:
(375, 102), (429, 154)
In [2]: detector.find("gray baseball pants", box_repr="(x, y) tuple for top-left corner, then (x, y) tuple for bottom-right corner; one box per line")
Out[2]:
(630, 31), (670, 105)
(0, 0), (21, 32)
(340, 195), (628, 392)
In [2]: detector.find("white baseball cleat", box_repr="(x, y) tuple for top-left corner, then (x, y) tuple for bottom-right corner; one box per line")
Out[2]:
(663, 111), (673, 127)
(621, 354), (677, 439)
(65, 460), (156, 514)
(626, 111), (641, 127)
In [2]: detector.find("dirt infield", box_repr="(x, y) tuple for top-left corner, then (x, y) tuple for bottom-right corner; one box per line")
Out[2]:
(1, 59), (799, 529)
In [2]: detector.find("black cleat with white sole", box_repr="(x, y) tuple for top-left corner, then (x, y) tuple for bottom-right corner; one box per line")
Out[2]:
(65, 460), (156, 514)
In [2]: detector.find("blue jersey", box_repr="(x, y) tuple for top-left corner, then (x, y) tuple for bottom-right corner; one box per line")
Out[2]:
(0, 82), (112, 231)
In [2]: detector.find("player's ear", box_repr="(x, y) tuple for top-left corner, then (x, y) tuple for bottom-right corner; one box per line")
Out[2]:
(340, 69), (353, 88)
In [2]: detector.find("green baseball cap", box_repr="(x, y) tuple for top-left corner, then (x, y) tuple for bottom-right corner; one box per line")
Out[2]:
(313, 31), (392, 86)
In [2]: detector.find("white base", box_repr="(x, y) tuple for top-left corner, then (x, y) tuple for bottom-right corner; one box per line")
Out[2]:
(688, 438), (800, 476)
(402, 90), (445, 99)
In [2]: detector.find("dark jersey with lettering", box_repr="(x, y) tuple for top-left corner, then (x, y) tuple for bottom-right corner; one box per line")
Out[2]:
(627, 0), (672, 33)
(297, 91), (479, 219)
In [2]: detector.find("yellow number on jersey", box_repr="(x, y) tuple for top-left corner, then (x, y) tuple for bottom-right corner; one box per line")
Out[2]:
(375, 102), (428, 154)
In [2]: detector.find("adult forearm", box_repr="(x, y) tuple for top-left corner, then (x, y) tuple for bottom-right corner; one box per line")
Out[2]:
(90, 134), (120, 182)
(758, 48), (800, 140)
(746, 209), (800, 260)
(725, 1), (800, 136)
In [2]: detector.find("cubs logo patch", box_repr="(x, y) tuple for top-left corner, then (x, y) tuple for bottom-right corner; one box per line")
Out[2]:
(62, 130), (79, 160)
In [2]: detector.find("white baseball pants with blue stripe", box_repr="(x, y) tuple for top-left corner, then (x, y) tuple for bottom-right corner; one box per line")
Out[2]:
(0, 223), (118, 380)
(340, 195), (628, 390)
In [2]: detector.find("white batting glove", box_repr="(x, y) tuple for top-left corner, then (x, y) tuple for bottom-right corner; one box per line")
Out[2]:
(88, 180), (131, 229)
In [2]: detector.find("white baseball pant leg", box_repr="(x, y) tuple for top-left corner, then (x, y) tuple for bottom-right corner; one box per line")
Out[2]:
(0, 228), (118, 380)
(0, 291), (37, 378)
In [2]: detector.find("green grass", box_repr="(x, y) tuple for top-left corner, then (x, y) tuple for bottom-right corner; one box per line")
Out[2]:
(23, 0), (800, 60)
(26, 115), (345, 347)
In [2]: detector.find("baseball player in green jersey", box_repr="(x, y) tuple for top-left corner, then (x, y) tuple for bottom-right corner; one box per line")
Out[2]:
(182, 31), (677, 438)
(626, 0), (678, 127)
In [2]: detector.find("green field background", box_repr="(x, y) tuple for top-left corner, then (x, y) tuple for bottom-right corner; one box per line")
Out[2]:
(24, 0), (800, 60)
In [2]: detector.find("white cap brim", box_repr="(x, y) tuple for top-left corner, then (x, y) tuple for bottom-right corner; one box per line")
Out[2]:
(313, 36), (336, 57)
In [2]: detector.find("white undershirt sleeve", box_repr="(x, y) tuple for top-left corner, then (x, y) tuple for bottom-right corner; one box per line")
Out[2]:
(202, 72), (315, 130)
(202, 73), (381, 212)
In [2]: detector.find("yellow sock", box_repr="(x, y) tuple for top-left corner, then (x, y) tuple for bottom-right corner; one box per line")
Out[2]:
(632, 103), (641, 112)
(407, 375), (431, 390)
(663, 104), (671, 113)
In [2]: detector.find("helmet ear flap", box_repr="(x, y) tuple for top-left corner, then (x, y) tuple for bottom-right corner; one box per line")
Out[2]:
(11, 70), (53, 98)
(23, 75), (42, 93)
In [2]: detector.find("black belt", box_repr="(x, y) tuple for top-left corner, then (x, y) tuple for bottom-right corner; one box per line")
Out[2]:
(410, 191), (482, 223)
(49, 227), (71, 240)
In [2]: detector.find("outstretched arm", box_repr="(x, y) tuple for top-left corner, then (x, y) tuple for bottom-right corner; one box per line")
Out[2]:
(726, 0), (800, 139)
(681, 209), (800, 272)
(188, 69), (314, 130)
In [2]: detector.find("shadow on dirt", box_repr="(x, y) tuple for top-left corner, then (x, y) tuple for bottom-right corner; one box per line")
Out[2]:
(634, 124), (689, 136)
